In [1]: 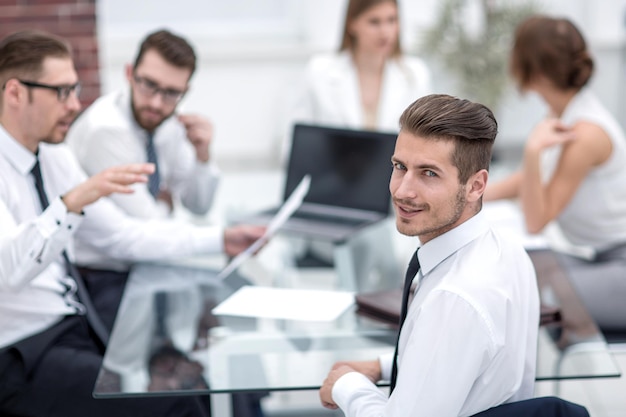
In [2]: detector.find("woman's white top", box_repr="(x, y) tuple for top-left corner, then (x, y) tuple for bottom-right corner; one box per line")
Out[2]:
(292, 51), (432, 132)
(541, 88), (626, 251)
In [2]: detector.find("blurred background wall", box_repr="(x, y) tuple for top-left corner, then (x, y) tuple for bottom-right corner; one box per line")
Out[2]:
(0, 0), (101, 105)
(3, 0), (625, 169)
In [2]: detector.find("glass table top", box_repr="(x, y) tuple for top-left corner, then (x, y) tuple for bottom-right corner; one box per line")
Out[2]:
(94, 245), (621, 398)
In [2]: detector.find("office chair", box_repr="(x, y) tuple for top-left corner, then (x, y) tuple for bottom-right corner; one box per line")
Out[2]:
(602, 329), (626, 353)
(470, 396), (590, 417)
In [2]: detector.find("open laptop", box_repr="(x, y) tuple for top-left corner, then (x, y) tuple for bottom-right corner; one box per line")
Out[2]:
(243, 123), (398, 242)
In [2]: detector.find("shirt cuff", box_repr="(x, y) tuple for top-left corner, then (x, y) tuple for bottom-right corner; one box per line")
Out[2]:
(192, 225), (224, 254)
(379, 352), (394, 382)
(195, 160), (220, 176)
(38, 197), (83, 239)
(332, 371), (377, 411)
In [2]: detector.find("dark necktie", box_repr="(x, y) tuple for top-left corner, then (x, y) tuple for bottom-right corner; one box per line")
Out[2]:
(154, 291), (171, 345)
(389, 249), (420, 394)
(30, 157), (110, 345)
(146, 133), (160, 198)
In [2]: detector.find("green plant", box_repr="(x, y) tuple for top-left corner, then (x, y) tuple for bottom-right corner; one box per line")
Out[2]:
(420, 0), (539, 111)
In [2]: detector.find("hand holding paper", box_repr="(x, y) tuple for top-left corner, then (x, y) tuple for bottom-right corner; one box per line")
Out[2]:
(216, 175), (311, 280)
(223, 225), (267, 257)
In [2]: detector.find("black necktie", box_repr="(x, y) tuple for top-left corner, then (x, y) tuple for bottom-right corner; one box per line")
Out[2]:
(389, 249), (420, 394)
(30, 157), (110, 345)
(146, 133), (160, 198)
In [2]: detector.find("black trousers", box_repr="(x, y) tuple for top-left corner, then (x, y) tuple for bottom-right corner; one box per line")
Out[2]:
(0, 315), (211, 417)
(0, 267), (265, 417)
(78, 266), (130, 333)
(470, 396), (589, 417)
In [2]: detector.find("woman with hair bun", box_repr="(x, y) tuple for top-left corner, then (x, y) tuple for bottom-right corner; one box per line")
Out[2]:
(486, 15), (626, 330)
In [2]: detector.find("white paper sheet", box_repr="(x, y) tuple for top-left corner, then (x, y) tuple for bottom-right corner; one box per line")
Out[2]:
(215, 175), (311, 281)
(211, 285), (355, 321)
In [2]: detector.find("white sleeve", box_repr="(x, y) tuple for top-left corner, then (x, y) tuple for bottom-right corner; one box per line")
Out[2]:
(0, 197), (83, 291)
(163, 135), (221, 216)
(378, 352), (394, 382)
(405, 56), (433, 98)
(332, 372), (389, 417)
(74, 194), (223, 262)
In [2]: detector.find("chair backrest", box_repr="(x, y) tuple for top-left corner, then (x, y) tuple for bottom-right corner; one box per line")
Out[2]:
(470, 396), (590, 417)
(602, 329), (626, 352)
(603, 331), (626, 342)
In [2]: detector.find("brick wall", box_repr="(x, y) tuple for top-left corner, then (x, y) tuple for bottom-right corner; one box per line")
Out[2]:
(0, 0), (101, 106)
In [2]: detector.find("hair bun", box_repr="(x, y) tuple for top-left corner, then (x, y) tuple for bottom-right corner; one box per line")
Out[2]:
(569, 50), (594, 88)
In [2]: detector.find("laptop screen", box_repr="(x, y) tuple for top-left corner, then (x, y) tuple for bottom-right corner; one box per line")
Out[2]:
(284, 124), (397, 215)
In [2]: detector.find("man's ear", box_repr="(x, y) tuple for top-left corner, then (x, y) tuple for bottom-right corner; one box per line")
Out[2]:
(466, 169), (488, 203)
(125, 64), (133, 83)
(2, 78), (24, 107)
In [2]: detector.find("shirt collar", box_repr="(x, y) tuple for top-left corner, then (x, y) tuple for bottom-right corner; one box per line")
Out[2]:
(0, 123), (37, 176)
(417, 210), (490, 276)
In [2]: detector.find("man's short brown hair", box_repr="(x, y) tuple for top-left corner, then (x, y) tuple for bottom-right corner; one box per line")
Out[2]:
(133, 29), (196, 75)
(399, 94), (497, 184)
(0, 30), (72, 104)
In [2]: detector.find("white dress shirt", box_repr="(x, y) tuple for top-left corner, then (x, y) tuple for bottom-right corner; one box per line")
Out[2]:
(0, 125), (223, 348)
(332, 211), (539, 417)
(66, 90), (219, 220)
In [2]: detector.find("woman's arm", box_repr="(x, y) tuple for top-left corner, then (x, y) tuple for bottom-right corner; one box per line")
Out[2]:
(520, 119), (611, 233)
(483, 171), (523, 201)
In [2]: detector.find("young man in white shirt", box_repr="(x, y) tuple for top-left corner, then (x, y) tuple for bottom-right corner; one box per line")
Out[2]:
(319, 94), (540, 417)
(66, 29), (220, 270)
(0, 30), (263, 417)
(68, 28), (217, 220)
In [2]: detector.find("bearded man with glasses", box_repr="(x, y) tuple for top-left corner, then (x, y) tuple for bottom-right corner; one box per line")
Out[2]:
(66, 29), (220, 270)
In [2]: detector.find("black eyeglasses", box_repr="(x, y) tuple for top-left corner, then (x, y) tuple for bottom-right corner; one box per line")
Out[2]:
(133, 74), (186, 105)
(18, 79), (81, 102)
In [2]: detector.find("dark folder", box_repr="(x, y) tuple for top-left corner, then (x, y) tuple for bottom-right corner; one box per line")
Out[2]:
(355, 289), (561, 327)
(355, 288), (405, 328)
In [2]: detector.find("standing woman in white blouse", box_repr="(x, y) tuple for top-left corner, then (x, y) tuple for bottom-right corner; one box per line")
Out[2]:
(292, 0), (432, 132)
